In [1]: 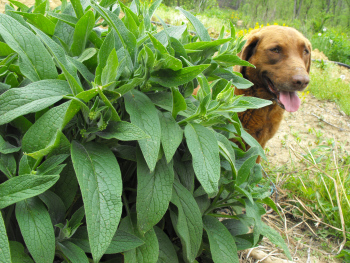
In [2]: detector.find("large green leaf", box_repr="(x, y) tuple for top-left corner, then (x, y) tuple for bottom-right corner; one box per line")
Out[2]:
(158, 112), (183, 163)
(70, 10), (95, 56)
(124, 90), (161, 172)
(0, 175), (59, 209)
(14, 12), (56, 36)
(170, 181), (203, 262)
(137, 153), (174, 234)
(203, 215), (239, 263)
(0, 135), (21, 154)
(101, 48), (119, 85)
(0, 80), (71, 125)
(71, 141), (122, 262)
(150, 64), (209, 88)
(0, 14), (58, 81)
(184, 38), (231, 50)
(0, 213), (11, 263)
(15, 198), (55, 263)
(184, 123), (220, 196)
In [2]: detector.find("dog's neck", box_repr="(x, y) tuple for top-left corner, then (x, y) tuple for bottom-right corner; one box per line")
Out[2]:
(234, 84), (285, 149)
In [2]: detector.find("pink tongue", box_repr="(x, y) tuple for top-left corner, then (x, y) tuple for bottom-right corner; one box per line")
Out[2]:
(279, 91), (301, 112)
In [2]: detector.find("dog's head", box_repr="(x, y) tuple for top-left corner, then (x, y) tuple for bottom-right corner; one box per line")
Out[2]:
(237, 26), (311, 112)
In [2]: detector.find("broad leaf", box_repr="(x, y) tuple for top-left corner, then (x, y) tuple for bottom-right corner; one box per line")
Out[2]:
(9, 241), (34, 263)
(170, 181), (203, 262)
(0, 175), (59, 209)
(154, 226), (179, 263)
(124, 90), (161, 172)
(0, 213), (11, 263)
(0, 14), (58, 81)
(16, 198), (55, 263)
(96, 121), (149, 141)
(71, 11), (95, 56)
(71, 141), (122, 262)
(203, 215), (239, 263)
(58, 241), (89, 263)
(137, 153), (174, 234)
(184, 123), (220, 196)
(0, 80), (71, 125)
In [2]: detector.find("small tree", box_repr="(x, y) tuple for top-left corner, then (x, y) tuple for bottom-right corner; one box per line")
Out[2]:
(0, 0), (291, 262)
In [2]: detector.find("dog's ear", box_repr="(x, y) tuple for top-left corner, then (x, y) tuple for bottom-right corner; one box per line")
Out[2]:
(306, 40), (312, 73)
(236, 32), (260, 75)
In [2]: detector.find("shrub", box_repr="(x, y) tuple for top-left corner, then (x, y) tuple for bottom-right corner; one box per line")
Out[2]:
(0, 0), (290, 262)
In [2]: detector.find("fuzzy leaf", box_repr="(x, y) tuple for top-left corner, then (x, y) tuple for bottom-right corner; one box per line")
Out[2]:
(58, 241), (89, 263)
(71, 141), (122, 262)
(0, 175), (59, 209)
(0, 14), (57, 81)
(154, 226), (179, 263)
(15, 198), (55, 263)
(124, 90), (161, 172)
(137, 153), (174, 234)
(97, 121), (149, 141)
(71, 11), (95, 56)
(203, 215), (239, 263)
(184, 123), (220, 196)
(0, 213), (11, 263)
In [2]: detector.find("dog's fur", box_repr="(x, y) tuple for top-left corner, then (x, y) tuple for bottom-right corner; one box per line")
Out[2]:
(234, 26), (311, 150)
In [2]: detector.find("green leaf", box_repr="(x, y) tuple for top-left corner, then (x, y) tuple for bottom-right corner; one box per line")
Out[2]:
(262, 222), (292, 259)
(213, 54), (255, 68)
(18, 155), (32, 176)
(0, 153), (16, 178)
(95, 30), (115, 85)
(158, 53), (183, 71)
(71, 141), (122, 262)
(231, 96), (273, 111)
(158, 111), (183, 163)
(9, 241), (34, 263)
(176, 7), (211, 41)
(96, 121), (149, 141)
(70, 226), (145, 254)
(78, 48), (97, 62)
(148, 32), (168, 54)
(137, 152), (174, 234)
(212, 68), (253, 89)
(0, 135), (21, 154)
(16, 198), (55, 263)
(203, 215), (239, 263)
(31, 26), (81, 85)
(122, 218), (159, 263)
(101, 48), (119, 85)
(14, 12), (55, 36)
(153, 25), (187, 46)
(148, 0), (162, 19)
(0, 175), (59, 209)
(22, 102), (71, 159)
(0, 213), (11, 263)
(58, 241), (89, 263)
(0, 80), (71, 125)
(0, 42), (14, 56)
(7, 0), (29, 11)
(39, 190), (66, 225)
(71, 11), (95, 56)
(184, 38), (231, 50)
(150, 64), (209, 88)
(154, 226), (179, 263)
(170, 181), (203, 262)
(237, 155), (258, 186)
(71, 0), (85, 19)
(222, 218), (250, 236)
(0, 14), (58, 81)
(51, 160), (78, 210)
(172, 87), (187, 118)
(124, 90), (161, 172)
(92, 3), (137, 62)
(184, 123), (220, 196)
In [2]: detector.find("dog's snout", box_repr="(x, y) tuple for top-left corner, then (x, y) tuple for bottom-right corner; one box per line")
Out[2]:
(292, 74), (310, 89)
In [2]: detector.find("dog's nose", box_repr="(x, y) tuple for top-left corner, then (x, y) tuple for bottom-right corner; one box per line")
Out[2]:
(292, 74), (310, 90)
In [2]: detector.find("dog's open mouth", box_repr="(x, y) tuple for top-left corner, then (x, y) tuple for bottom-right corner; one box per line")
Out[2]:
(264, 77), (301, 112)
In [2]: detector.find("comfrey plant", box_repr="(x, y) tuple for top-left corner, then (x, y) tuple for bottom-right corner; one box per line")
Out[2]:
(0, 0), (291, 262)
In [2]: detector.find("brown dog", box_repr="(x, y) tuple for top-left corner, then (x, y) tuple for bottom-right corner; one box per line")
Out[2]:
(235, 25), (311, 150)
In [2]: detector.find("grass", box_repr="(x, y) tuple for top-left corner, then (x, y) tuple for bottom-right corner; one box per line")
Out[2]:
(307, 62), (350, 115)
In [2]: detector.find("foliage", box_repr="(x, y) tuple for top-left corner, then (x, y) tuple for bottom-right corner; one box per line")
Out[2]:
(0, 0), (292, 262)
(311, 28), (350, 65)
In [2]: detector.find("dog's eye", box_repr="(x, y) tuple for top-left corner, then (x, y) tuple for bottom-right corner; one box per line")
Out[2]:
(270, 48), (280, 53)
(303, 49), (309, 55)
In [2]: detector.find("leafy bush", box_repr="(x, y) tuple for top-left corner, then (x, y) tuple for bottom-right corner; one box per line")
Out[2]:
(0, 0), (291, 262)
(311, 28), (350, 65)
